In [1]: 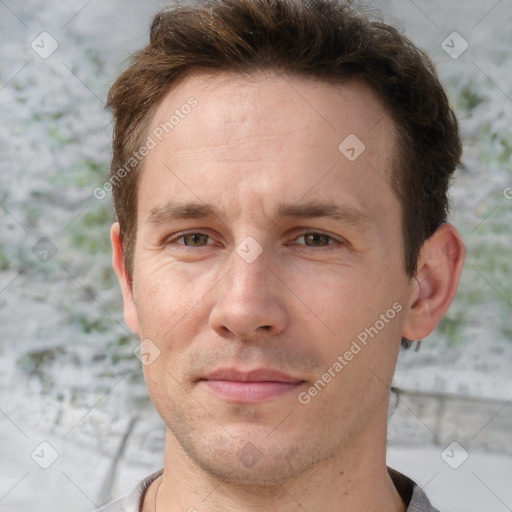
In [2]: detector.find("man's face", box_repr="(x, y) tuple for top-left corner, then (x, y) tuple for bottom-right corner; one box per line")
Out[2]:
(121, 73), (416, 483)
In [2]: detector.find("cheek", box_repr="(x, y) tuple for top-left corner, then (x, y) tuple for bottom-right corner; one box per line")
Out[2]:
(289, 266), (373, 336)
(291, 265), (405, 359)
(135, 255), (193, 304)
(132, 257), (220, 348)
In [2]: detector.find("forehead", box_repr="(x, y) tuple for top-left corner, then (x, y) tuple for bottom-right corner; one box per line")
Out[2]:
(138, 71), (399, 225)
(148, 70), (394, 153)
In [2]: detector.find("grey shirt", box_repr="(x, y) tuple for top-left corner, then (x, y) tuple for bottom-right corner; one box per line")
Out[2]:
(94, 467), (440, 512)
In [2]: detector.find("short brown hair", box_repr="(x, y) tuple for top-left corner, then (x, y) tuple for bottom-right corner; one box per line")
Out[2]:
(106, 0), (461, 280)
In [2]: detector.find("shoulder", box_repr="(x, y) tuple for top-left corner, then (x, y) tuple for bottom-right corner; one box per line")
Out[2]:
(388, 466), (442, 512)
(408, 484), (442, 512)
(91, 468), (164, 512)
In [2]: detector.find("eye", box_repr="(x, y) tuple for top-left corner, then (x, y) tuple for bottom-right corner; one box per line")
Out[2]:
(295, 232), (340, 247)
(183, 233), (209, 246)
(301, 233), (332, 247)
(169, 232), (213, 247)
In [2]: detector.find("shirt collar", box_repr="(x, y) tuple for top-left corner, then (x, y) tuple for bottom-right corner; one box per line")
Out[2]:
(97, 466), (440, 512)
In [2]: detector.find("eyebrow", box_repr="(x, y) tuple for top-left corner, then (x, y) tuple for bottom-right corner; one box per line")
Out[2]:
(146, 202), (216, 225)
(274, 200), (371, 228)
(145, 199), (371, 229)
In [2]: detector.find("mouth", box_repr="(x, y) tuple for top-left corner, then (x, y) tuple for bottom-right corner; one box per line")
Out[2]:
(198, 367), (306, 403)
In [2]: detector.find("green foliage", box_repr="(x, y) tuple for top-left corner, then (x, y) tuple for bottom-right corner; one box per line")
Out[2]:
(75, 313), (111, 334)
(0, 242), (9, 270)
(49, 158), (109, 187)
(47, 124), (75, 148)
(17, 347), (66, 392)
(441, 75), (512, 348)
(68, 203), (113, 255)
(75, 159), (109, 186)
(436, 315), (464, 348)
(456, 80), (486, 112)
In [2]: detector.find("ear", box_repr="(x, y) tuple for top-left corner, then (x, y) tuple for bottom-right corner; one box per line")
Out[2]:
(402, 223), (465, 341)
(110, 222), (140, 337)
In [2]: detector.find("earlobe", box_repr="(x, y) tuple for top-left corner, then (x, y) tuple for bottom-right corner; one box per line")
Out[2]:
(110, 222), (140, 337)
(402, 223), (466, 341)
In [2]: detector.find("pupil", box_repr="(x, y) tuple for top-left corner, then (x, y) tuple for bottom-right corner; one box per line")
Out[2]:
(306, 233), (328, 246)
(186, 233), (206, 246)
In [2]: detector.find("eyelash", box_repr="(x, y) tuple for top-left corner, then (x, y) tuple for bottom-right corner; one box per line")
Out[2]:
(290, 229), (345, 250)
(165, 230), (345, 250)
(166, 231), (216, 247)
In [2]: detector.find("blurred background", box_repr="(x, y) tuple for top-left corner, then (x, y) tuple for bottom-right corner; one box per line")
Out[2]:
(0, 1), (510, 511)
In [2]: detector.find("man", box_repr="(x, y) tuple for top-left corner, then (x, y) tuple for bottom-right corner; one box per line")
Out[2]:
(100, 0), (465, 510)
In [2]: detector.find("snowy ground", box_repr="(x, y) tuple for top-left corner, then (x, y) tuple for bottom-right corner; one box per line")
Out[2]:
(0, 0), (511, 511)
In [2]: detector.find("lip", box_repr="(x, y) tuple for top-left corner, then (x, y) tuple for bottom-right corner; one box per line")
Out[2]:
(199, 368), (305, 403)
(200, 367), (303, 383)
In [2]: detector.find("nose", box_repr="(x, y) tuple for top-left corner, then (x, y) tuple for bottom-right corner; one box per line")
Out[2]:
(209, 251), (288, 341)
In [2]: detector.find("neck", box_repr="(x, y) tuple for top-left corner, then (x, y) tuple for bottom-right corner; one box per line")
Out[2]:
(153, 410), (406, 512)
